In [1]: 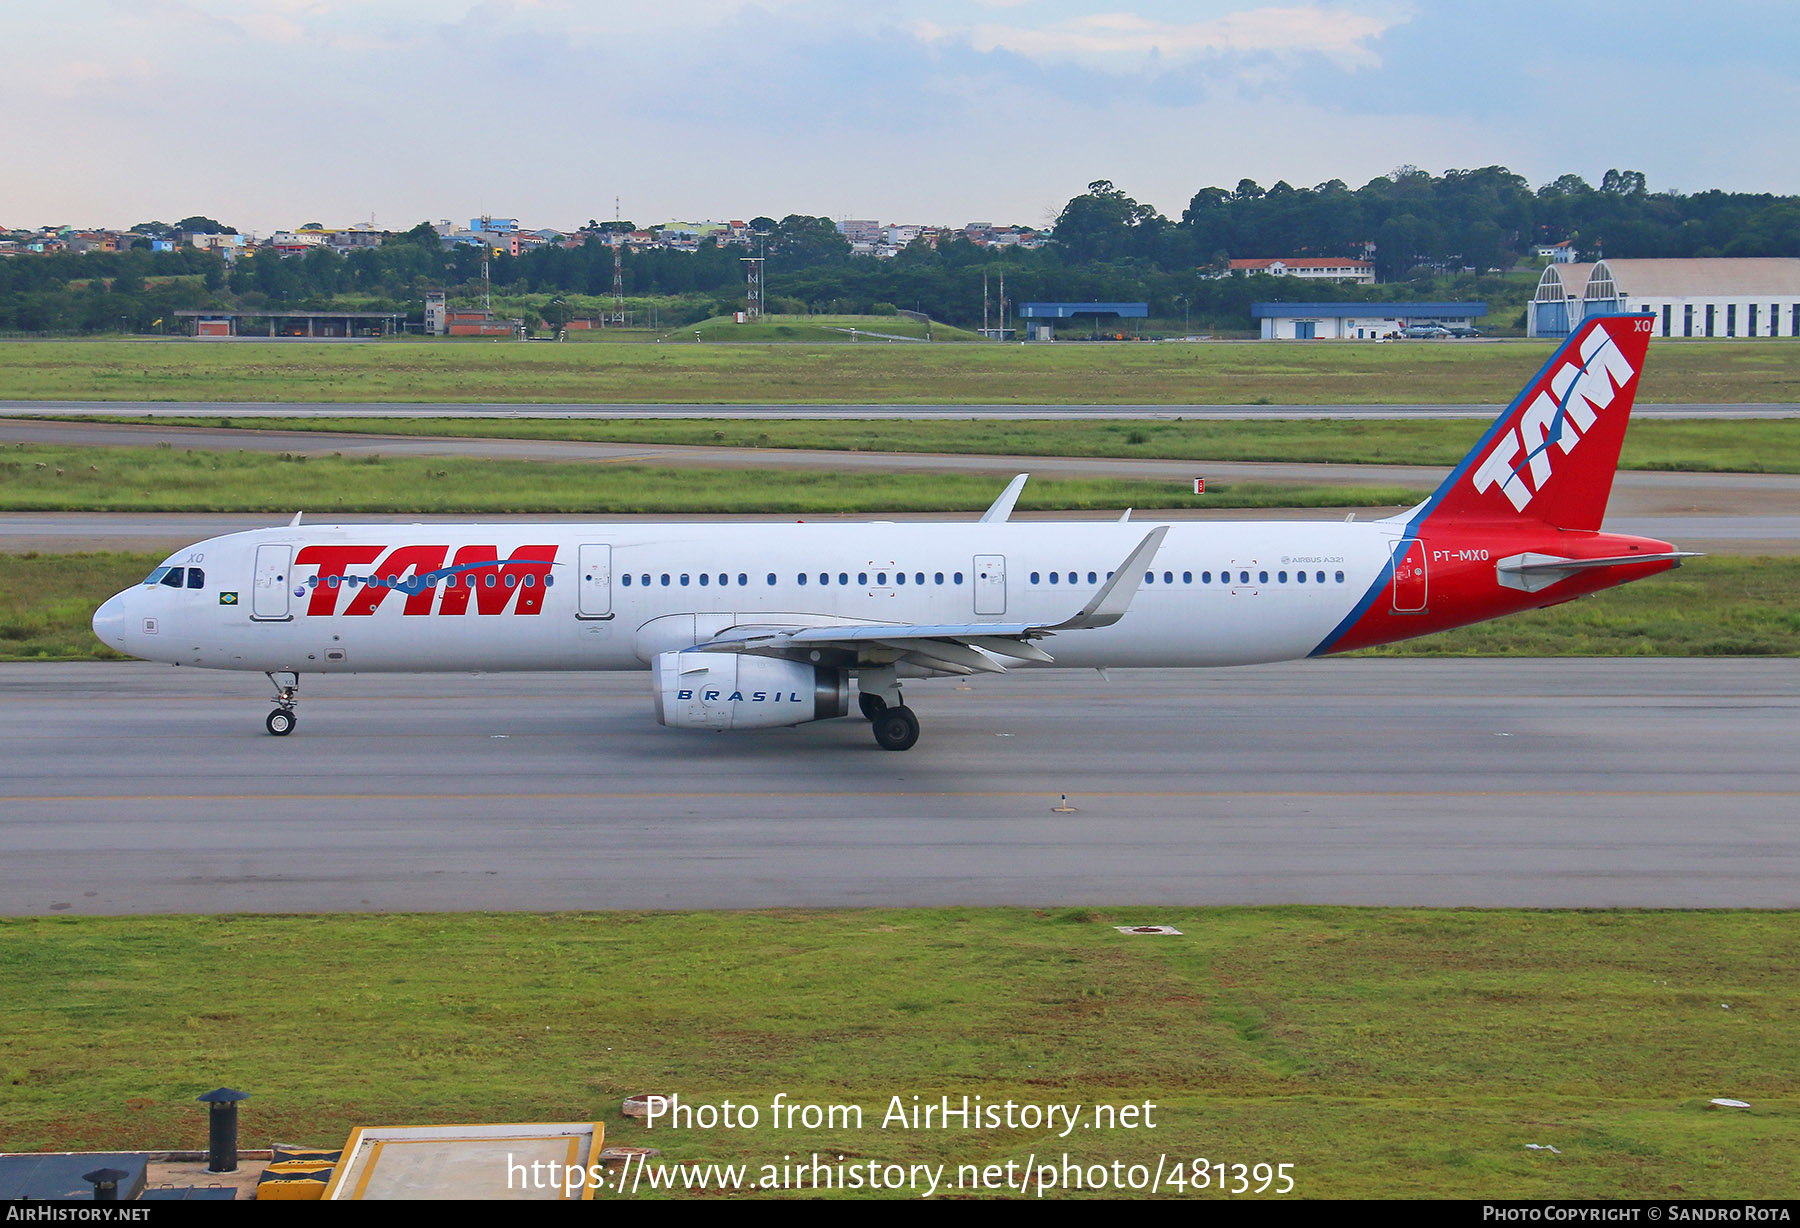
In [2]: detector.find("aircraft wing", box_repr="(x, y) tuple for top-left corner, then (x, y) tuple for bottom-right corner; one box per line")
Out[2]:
(693, 527), (1168, 675)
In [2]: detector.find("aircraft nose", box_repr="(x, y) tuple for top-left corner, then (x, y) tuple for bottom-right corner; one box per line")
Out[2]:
(91, 590), (136, 654)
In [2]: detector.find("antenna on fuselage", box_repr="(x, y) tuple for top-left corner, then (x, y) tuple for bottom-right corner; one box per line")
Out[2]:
(289, 511), (304, 526)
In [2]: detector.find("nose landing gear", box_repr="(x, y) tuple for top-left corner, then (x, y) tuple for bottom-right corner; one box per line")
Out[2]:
(265, 671), (299, 736)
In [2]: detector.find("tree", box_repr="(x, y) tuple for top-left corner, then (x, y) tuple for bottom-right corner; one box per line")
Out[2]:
(1052, 180), (1167, 263)
(175, 215), (236, 235)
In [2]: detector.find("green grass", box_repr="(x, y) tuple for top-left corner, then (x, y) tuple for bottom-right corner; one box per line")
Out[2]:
(1, 908), (1795, 1198)
(3, 338), (1797, 404)
(0, 552), (143, 660)
(7, 553), (1795, 663)
(87, 414), (1800, 475)
(679, 313), (988, 343)
(0, 444), (1422, 515)
(1351, 557), (1800, 657)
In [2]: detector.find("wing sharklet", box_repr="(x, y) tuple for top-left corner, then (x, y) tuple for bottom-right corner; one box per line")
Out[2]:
(1044, 526), (1169, 631)
(980, 474), (1029, 523)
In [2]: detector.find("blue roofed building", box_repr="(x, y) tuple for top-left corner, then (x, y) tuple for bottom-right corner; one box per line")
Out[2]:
(1017, 301), (1148, 341)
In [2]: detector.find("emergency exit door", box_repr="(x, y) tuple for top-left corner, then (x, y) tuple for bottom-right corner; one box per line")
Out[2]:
(577, 544), (613, 619)
(973, 554), (1007, 615)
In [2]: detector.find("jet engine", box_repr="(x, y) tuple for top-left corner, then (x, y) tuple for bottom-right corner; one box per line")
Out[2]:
(652, 651), (849, 730)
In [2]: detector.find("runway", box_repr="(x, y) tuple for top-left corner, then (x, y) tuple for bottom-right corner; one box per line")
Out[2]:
(3, 660), (1795, 915)
(4, 418), (1798, 557)
(7, 399), (1799, 420)
(1, 510), (1792, 557)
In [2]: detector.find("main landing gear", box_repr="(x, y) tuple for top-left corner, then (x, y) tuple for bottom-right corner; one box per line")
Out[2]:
(857, 678), (920, 751)
(265, 671), (299, 736)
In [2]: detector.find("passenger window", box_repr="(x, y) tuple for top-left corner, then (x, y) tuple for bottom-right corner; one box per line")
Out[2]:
(1335, 571), (1345, 583)
(1087, 571), (1097, 584)
(896, 572), (906, 585)
(839, 573), (849, 585)
(1182, 571), (1191, 584)
(934, 572), (944, 584)
(953, 572), (963, 584)
(767, 573), (776, 585)
(1031, 572), (1041, 584)
(1278, 571), (1287, 583)
(622, 574), (632, 586)
(700, 574), (710, 586)
(1259, 571), (1268, 584)
(916, 573), (925, 585)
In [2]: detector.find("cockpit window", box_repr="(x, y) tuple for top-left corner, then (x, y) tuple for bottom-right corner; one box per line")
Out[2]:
(144, 566), (171, 586)
(186, 568), (205, 589)
(154, 567), (186, 588)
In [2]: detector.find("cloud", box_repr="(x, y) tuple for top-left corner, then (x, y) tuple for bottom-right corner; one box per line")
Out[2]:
(920, 5), (1402, 72)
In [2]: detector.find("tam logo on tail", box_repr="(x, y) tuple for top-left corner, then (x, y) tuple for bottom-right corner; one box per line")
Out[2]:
(1422, 315), (1653, 533)
(1471, 322), (1640, 512)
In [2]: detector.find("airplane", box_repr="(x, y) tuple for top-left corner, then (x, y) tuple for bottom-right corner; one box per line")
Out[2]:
(91, 314), (1693, 752)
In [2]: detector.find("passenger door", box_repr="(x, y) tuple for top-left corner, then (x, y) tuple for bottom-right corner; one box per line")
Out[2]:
(251, 545), (292, 621)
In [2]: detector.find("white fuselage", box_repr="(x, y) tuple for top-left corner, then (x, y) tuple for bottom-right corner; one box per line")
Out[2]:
(93, 518), (1400, 674)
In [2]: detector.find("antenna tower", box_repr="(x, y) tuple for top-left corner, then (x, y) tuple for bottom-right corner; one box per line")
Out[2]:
(609, 196), (625, 325)
(741, 257), (764, 322)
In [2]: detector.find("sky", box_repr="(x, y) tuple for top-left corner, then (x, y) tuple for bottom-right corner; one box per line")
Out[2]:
(4, 0), (1797, 237)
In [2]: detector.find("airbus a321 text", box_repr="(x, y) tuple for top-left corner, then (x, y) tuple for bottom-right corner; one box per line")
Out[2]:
(93, 315), (1693, 752)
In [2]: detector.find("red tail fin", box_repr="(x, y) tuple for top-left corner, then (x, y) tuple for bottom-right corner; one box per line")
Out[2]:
(1416, 315), (1652, 532)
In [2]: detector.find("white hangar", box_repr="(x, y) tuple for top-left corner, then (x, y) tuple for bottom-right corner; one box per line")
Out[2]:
(1529, 258), (1800, 339)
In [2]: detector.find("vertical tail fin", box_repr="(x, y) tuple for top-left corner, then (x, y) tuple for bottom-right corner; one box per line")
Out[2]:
(1410, 314), (1653, 533)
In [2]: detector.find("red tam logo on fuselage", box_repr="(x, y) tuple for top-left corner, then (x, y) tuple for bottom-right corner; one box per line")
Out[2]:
(293, 545), (558, 616)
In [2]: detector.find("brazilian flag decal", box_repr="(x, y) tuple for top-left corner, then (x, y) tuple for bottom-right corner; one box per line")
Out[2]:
(220, 592), (239, 605)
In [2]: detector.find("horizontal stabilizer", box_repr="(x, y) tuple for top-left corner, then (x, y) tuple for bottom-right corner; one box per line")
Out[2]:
(1496, 550), (1701, 593)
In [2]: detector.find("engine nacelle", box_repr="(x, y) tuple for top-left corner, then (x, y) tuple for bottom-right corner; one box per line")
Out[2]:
(653, 651), (849, 730)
